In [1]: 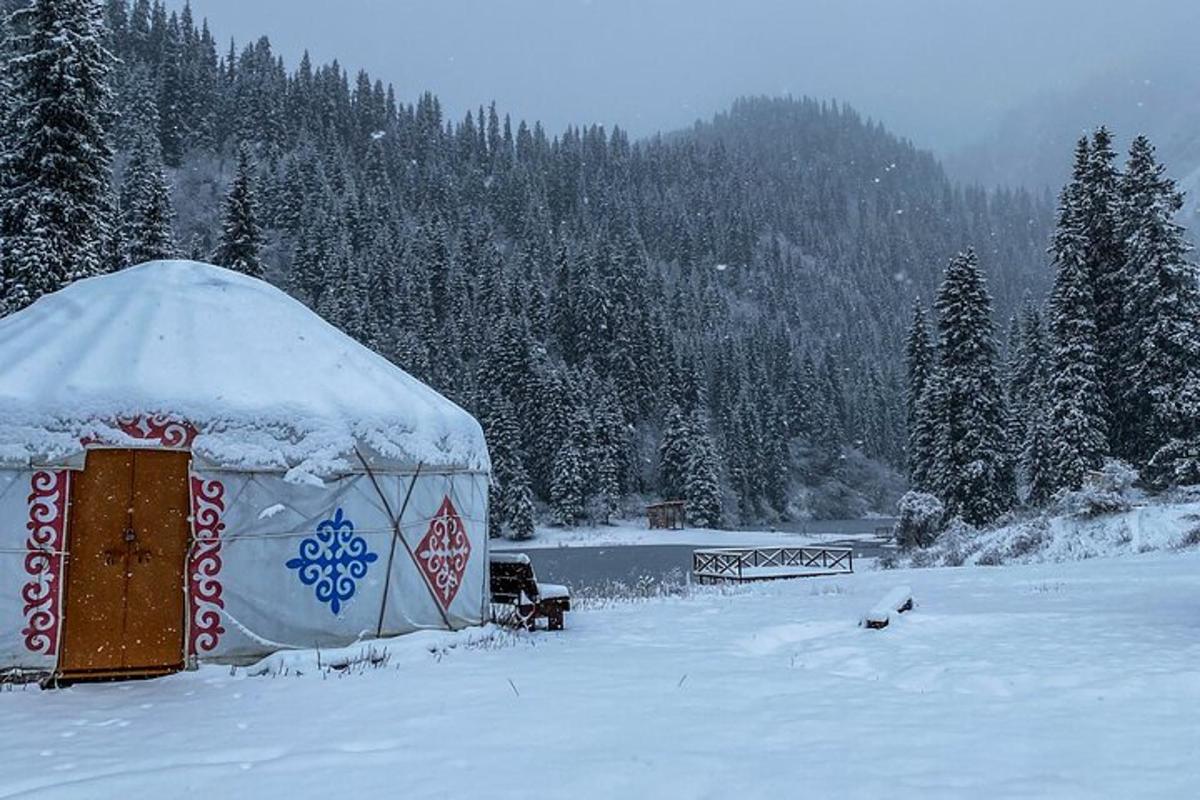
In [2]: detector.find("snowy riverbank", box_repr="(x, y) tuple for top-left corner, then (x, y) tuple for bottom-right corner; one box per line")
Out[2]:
(3, 550), (1199, 798)
(906, 499), (1200, 568)
(491, 520), (888, 550)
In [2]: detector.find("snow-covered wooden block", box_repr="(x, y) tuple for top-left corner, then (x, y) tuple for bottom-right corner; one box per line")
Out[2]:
(862, 585), (914, 629)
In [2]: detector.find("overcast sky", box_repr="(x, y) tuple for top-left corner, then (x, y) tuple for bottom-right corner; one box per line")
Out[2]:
(174, 0), (1198, 154)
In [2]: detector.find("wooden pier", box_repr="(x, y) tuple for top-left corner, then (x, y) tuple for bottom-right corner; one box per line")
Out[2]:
(692, 546), (854, 584)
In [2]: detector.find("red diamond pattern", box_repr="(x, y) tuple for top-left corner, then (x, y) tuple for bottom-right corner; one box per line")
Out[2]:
(416, 496), (472, 610)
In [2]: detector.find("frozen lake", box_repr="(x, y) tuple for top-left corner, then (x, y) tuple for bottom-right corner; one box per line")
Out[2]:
(506, 521), (894, 592)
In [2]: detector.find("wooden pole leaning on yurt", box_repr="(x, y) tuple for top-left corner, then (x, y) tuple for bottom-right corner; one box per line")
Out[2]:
(353, 450), (453, 634)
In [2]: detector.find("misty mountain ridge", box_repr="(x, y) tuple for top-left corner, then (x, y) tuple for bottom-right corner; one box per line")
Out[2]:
(947, 51), (1200, 221)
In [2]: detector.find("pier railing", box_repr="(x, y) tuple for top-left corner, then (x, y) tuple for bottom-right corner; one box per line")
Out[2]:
(692, 546), (853, 583)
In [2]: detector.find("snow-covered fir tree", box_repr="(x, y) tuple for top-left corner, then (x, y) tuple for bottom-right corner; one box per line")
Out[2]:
(589, 387), (626, 525)
(503, 461), (535, 540)
(658, 405), (690, 501)
(684, 409), (722, 528)
(1007, 301), (1046, 445)
(0, 0), (115, 313)
(759, 400), (790, 513)
(905, 299), (936, 490)
(1008, 300), (1050, 500)
(212, 143), (264, 277)
(726, 392), (762, 521)
(119, 132), (176, 265)
(550, 436), (585, 528)
(481, 395), (534, 539)
(1119, 135), (1200, 486)
(1022, 401), (1055, 508)
(930, 249), (1012, 526)
(1080, 128), (1130, 456)
(1045, 139), (1109, 493)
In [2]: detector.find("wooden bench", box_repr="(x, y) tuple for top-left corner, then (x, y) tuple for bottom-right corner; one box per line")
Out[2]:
(862, 585), (914, 629)
(489, 553), (571, 631)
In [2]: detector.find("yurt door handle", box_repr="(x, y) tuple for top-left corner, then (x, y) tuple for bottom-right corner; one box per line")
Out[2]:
(103, 547), (123, 566)
(121, 527), (152, 564)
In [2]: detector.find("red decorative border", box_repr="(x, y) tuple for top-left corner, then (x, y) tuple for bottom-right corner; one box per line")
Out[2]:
(22, 470), (69, 655)
(81, 414), (197, 449)
(415, 496), (472, 611)
(188, 476), (226, 655)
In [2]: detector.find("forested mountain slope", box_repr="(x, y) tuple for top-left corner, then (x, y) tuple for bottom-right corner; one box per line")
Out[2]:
(6, 1), (1056, 526)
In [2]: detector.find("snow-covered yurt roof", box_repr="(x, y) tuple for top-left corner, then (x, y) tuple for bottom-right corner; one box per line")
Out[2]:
(0, 260), (488, 480)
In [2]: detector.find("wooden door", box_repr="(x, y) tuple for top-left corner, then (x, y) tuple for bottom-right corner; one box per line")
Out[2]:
(58, 450), (133, 675)
(59, 450), (191, 678)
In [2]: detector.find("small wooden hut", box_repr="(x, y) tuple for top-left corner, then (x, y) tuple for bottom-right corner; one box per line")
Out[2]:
(646, 500), (686, 530)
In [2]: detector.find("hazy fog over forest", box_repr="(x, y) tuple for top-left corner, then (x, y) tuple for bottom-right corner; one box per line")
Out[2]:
(175, 0), (1198, 156)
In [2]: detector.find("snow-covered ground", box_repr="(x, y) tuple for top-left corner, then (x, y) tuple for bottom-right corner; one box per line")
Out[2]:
(3, 551), (1200, 799)
(912, 499), (1200, 567)
(492, 520), (885, 549)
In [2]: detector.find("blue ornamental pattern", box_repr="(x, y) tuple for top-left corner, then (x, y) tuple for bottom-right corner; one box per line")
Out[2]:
(286, 508), (379, 615)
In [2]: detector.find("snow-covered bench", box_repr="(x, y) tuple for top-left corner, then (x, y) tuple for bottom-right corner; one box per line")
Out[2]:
(861, 585), (914, 630)
(489, 553), (571, 631)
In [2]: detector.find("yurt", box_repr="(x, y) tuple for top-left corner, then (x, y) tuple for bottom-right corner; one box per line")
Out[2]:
(0, 260), (490, 681)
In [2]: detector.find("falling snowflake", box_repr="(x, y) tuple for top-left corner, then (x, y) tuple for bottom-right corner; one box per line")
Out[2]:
(286, 508), (378, 615)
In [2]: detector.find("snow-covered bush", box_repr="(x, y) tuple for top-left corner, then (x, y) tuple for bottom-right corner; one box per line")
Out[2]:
(975, 547), (1004, 566)
(1176, 525), (1200, 550)
(1144, 438), (1200, 490)
(1055, 459), (1139, 518)
(892, 491), (945, 550)
(1055, 489), (1129, 518)
(1096, 459), (1139, 494)
(934, 517), (978, 566)
(1003, 521), (1051, 560)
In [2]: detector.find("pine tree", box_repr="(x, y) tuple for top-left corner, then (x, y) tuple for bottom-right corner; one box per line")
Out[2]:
(550, 438), (585, 527)
(481, 395), (535, 539)
(1022, 399), (1055, 507)
(1119, 135), (1200, 486)
(0, 0), (116, 313)
(547, 371), (592, 528)
(905, 299), (935, 489)
(503, 462), (535, 540)
(212, 143), (264, 277)
(111, 62), (159, 151)
(1009, 301), (1051, 504)
(1046, 141), (1109, 493)
(98, 189), (122, 272)
(1082, 128), (1129, 454)
(658, 404), (690, 500)
(157, 8), (185, 165)
(726, 393), (760, 521)
(590, 388), (626, 524)
(930, 249), (1012, 525)
(684, 409), (722, 528)
(760, 399), (790, 513)
(481, 394), (512, 536)
(1008, 301), (1046, 440)
(119, 132), (175, 265)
